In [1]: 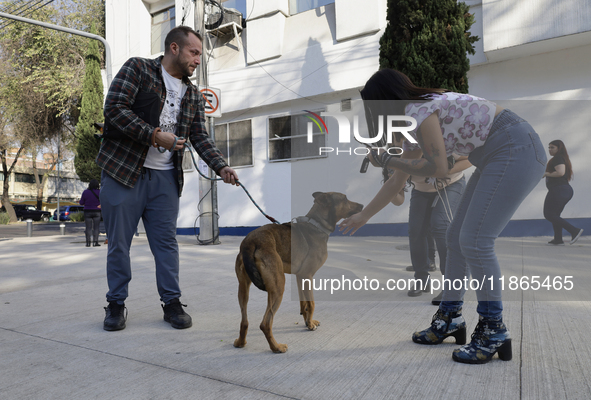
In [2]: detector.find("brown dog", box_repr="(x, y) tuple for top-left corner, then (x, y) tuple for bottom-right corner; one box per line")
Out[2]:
(233, 192), (363, 353)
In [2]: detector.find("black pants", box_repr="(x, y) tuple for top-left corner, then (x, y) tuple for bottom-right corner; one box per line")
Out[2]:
(84, 210), (102, 243)
(543, 184), (578, 241)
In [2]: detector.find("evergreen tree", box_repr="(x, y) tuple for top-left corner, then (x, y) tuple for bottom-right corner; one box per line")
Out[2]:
(379, 0), (479, 93)
(74, 25), (104, 183)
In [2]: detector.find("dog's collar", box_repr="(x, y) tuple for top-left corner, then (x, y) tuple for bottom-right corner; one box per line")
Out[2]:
(292, 216), (333, 236)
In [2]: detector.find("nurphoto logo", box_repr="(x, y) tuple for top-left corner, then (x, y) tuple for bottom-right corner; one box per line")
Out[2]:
(305, 111), (418, 156)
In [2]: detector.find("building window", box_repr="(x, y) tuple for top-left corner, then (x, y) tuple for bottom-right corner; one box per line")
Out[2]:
(151, 6), (176, 54)
(14, 173), (36, 184)
(289, 0), (334, 15)
(214, 120), (253, 167)
(268, 112), (326, 161)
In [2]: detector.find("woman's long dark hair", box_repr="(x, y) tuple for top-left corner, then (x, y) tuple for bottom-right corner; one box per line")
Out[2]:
(360, 69), (448, 145)
(547, 140), (573, 181)
(88, 179), (100, 190)
(360, 69), (447, 102)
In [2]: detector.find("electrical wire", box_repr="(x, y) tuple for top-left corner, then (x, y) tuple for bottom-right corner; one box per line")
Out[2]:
(180, 0), (192, 26)
(194, 185), (221, 245)
(0, 0), (56, 29)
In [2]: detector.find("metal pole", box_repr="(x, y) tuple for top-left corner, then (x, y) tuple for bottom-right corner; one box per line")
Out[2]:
(56, 130), (60, 223)
(195, 0), (220, 244)
(209, 117), (220, 244)
(194, 0), (207, 84)
(0, 11), (113, 87)
(26, 219), (33, 237)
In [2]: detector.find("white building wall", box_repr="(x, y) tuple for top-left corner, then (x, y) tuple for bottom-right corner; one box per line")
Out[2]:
(466, 0), (591, 222)
(105, 0), (591, 233)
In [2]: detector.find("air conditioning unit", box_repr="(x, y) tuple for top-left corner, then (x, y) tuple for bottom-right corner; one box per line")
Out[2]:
(207, 7), (244, 37)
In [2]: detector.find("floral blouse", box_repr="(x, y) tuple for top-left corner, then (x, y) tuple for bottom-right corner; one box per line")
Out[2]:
(402, 92), (497, 156)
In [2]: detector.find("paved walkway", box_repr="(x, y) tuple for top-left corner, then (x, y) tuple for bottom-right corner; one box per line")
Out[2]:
(1, 228), (590, 399)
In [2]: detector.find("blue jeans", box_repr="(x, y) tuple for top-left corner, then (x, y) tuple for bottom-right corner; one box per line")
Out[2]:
(543, 184), (578, 241)
(100, 168), (181, 304)
(440, 110), (547, 320)
(408, 177), (466, 282)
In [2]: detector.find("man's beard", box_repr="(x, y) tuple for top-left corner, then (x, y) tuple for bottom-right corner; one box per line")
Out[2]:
(175, 52), (194, 78)
(181, 62), (194, 78)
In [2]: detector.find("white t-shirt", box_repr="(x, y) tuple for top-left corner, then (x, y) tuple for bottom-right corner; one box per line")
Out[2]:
(143, 66), (188, 170)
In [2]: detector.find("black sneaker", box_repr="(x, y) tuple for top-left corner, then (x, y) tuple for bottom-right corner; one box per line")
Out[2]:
(405, 265), (414, 271)
(162, 299), (192, 329)
(547, 239), (565, 246)
(570, 229), (584, 245)
(104, 302), (127, 331)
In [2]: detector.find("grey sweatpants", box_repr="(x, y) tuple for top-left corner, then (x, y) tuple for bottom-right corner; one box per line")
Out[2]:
(100, 168), (180, 304)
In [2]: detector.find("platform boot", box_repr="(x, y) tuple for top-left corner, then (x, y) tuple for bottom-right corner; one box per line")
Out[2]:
(412, 308), (467, 345)
(452, 316), (512, 364)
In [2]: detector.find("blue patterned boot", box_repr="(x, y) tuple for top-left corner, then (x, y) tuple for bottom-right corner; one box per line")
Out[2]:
(452, 317), (512, 364)
(412, 308), (467, 345)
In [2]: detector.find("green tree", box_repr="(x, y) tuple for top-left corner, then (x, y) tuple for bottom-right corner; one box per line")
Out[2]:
(0, 0), (104, 219)
(379, 0), (479, 93)
(74, 24), (104, 183)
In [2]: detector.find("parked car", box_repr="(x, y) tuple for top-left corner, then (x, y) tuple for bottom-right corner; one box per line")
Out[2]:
(12, 204), (52, 222)
(53, 205), (85, 221)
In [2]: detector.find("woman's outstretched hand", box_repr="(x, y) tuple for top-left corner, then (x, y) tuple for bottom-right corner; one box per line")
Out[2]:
(338, 212), (369, 236)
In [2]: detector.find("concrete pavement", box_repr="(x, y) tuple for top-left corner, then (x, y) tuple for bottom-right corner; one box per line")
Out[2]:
(1, 228), (590, 399)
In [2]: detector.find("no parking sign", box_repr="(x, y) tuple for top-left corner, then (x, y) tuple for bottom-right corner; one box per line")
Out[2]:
(199, 86), (221, 118)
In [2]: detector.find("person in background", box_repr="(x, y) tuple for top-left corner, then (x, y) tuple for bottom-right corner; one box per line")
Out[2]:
(406, 233), (436, 273)
(403, 156), (469, 302)
(543, 140), (583, 245)
(370, 147), (469, 304)
(79, 179), (102, 247)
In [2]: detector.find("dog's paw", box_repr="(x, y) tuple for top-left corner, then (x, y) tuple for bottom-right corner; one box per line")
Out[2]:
(306, 320), (320, 331)
(233, 338), (247, 348)
(273, 343), (288, 353)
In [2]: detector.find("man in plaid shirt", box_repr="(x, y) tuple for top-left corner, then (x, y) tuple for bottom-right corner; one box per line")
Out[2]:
(98, 26), (238, 332)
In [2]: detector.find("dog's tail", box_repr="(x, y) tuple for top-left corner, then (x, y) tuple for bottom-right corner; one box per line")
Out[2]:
(241, 243), (267, 292)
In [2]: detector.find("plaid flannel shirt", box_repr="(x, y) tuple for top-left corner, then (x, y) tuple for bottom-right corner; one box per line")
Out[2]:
(96, 56), (227, 196)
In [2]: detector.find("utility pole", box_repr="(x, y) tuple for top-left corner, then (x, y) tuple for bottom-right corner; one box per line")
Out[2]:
(56, 130), (61, 222)
(194, 0), (220, 244)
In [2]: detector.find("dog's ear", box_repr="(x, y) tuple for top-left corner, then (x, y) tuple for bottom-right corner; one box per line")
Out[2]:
(312, 192), (331, 206)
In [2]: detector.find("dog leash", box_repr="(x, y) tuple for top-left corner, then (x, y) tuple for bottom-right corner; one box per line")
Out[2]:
(177, 142), (281, 225)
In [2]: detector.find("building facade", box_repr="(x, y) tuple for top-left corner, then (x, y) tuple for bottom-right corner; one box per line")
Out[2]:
(105, 0), (591, 236)
(1, 150), (86, 210)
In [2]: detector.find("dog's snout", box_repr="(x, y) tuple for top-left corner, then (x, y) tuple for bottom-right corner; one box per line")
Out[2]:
(349, 199), (363, 211)
(345, 201), (363, 217)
